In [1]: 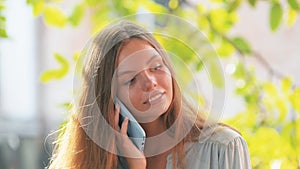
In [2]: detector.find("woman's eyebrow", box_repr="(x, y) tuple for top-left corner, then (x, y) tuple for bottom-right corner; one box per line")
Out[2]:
(146, 54), (160, 64)
(118, 54), (161, 77)
(117, 70), (135, 77)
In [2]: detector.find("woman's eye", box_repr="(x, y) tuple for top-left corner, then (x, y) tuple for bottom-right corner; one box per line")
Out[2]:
(151, 65), (162, 71)
(124, 77), (136, 85)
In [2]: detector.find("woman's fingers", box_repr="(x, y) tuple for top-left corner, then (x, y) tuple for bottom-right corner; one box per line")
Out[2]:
(114, 104), (145, 160)
(115, 103), (129, 135)
(120, 117), (129, 135)
(114, 104), (120, 130)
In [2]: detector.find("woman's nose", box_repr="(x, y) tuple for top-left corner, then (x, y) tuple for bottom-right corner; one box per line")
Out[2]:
(139, 70), (157, 91)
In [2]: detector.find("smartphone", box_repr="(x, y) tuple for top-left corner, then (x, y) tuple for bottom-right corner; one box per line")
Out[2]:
(115, 97), (146, 152)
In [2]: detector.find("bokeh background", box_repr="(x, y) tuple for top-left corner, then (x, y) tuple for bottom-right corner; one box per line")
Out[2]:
(0, 0), (299, 168)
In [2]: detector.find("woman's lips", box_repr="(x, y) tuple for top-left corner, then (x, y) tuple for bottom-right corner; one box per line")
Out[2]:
(143, 90), (166, 105)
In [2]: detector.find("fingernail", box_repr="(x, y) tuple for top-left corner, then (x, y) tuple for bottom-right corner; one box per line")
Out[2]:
(115, 104), (119, 110)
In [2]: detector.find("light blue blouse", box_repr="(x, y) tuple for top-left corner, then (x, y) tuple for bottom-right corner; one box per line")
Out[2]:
(118, 125), (252, 169)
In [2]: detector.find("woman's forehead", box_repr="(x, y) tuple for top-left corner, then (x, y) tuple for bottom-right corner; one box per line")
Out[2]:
(116, 48), (162, 76)
(117, 39), (162, 68)
(117, 39), (156, 63)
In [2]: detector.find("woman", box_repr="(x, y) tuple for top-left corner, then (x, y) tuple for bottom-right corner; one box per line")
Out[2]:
(48, 21), (251, 169)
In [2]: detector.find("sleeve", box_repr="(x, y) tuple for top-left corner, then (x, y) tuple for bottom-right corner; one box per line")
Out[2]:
(218, 136), (252, 169)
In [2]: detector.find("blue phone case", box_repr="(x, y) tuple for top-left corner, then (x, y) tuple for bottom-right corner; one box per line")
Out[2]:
(115, 97), (146, 152)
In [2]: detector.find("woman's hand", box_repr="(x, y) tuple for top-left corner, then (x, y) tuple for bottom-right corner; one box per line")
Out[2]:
(114, 104), (147, 169)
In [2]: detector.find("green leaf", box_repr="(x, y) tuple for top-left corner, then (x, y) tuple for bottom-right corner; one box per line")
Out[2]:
(227, 0), (242, 12)
(0, 4), (5, 10)
(50, 0), (64, 2)
(276, 97), (288, 122)
(216, 38), (235, 57)
(287, 8), (298, 26)
(68, 3), (86, 26)
(270, 3), (283, 31)
(196, 60), (204, 71)
(209, 8), (234, 34)
(86, 0), (102, 6)
(247, 127), (294, 166)
(168, 0), (179, 9)
(197, 16), (209, 30)
(262, 94), (274, 111)
(264, 82), (278, 97)
(287, 0), (300, 10)
(210, 0), (224, 3)
(26, 0), (35, 4)
(58, 102), (73, 111)
(196, 4), (206, 13)
(281, 77), (292, 95)
(44, 5), (67, 27)
(207, 29), (216, 42)
(224, 109), (257, 131)
(73, 51), (80, 62)
(32, 0), (44, 16)
(282, 121), (300, 158)
(0, 16), (5, 22)
(296, 119), (300, 153)
(232, 37), (252, 54)
(290, 88), (300, 113)
(248, 0), (256, 7)
(0, 28), (8, 38)
(40, 53), (70, 83)
(233, 62), (245, 79)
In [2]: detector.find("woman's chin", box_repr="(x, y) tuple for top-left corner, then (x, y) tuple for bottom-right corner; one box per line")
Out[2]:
(134, 107), (168, 123)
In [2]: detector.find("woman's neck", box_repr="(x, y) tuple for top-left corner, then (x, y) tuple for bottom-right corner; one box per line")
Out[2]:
(140, 116), (175, 157)
(140, 116), (166, 137)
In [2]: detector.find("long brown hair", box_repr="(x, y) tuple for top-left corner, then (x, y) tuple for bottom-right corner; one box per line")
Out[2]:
(48, 21), (207, 169)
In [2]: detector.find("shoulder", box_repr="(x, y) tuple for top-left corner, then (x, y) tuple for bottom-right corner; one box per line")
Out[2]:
(186, 124), (248, 152)
(184, 125), (251, 169)
(204, 125), (243, 146)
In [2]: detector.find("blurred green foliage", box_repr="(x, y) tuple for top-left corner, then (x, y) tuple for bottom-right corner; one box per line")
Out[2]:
(22, 0), (300, 168)
(0, 0), (8, 38)
(40, 53), (69, 83)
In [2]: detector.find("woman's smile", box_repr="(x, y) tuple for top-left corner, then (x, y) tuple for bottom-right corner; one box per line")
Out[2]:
(144, 90), (166, 105)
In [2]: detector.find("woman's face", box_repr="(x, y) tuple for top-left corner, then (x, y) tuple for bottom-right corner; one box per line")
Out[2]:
(115, 39), (173, 123)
